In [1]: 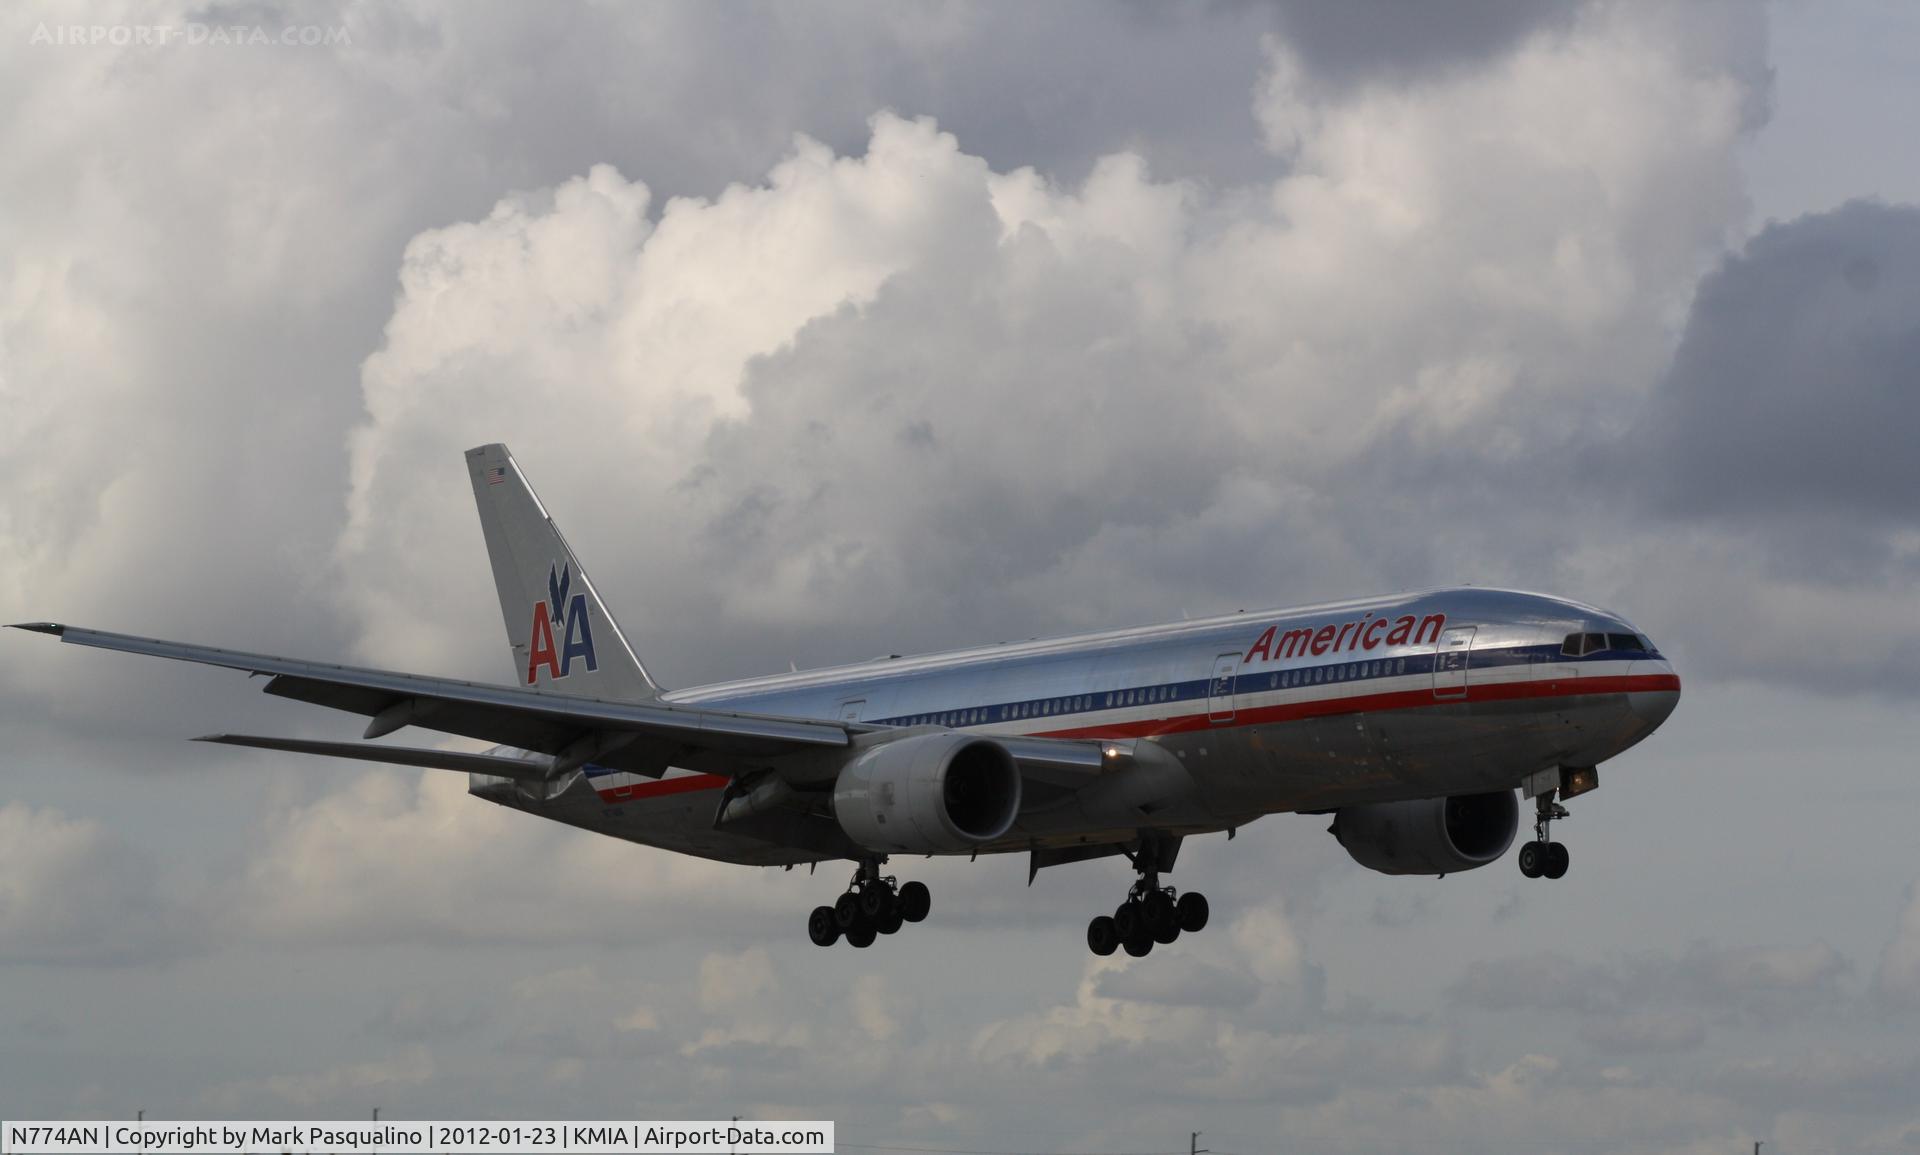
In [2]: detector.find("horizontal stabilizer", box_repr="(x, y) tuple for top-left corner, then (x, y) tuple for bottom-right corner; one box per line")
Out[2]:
(195, 733), (548, 783)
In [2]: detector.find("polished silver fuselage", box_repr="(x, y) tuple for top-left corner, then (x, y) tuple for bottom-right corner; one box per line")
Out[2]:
(487, 587), (1681, 865)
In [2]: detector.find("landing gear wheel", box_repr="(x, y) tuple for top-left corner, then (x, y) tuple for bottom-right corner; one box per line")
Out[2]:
(1087, 916), (1119, 957)
(845, 924), (876, 949)
(1518, 840), (1544, 878)
(1081, 832), (1216, 954)
(876, 906), (905, 935)
(834, 891), (863, 929)
(898, 880), (931, 923)
(1143, 891), (1178, 937)
(858, 885), (890, 920)
(1176, 892), (1210, 933)
(1544, 841), (1570, 879)
(808, 905), (840, 947)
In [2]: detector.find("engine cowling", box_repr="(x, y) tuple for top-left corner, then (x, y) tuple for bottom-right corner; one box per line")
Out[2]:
(1330, 790), (1518, 876)
(834, 733), (1022, 854)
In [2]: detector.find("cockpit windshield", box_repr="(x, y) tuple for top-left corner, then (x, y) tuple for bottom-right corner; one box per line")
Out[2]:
(1561, 631), (1655, 657)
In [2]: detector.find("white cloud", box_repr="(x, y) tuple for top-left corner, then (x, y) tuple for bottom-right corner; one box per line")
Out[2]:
(340, 0), (1762, 693)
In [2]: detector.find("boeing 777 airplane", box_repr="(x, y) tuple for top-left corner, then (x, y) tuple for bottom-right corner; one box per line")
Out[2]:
(14, 444), (1681, 956)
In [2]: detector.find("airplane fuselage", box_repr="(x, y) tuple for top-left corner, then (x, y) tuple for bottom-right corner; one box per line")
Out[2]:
(492, 586), (1681, 866)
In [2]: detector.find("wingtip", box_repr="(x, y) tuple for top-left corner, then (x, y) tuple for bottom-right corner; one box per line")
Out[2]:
(7, 621), (66, 635)
(191, 734), (233, 743)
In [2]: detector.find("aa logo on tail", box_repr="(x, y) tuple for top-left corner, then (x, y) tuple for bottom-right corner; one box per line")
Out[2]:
(526, 561), (597, 684)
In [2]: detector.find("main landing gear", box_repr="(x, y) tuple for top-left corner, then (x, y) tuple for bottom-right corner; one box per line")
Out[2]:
(1517, 792), (1571, 880)
(807, 859), (930, 948)
(1085, 836), (1210, 958)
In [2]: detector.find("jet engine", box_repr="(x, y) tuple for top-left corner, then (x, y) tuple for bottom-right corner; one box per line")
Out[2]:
(834, 732), (1022, 854)
(1329, 790), (1518, 876)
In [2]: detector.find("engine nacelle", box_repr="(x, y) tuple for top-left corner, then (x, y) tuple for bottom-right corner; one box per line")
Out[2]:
(834, 733), (1022, 854)
(1330, 790), (1518, 876)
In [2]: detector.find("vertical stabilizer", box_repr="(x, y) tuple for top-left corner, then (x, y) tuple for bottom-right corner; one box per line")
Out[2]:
(465, 443), (659, 699)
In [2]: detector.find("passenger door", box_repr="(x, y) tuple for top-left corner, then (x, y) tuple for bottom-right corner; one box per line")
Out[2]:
(1208, 652), (1240, 723)
(1431, 626), (1476, 699)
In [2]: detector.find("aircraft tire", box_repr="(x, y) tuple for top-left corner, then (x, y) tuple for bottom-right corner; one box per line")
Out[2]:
(834, 892), (863, 929)
(1152, 919), (1181, 945)
(898, 881), (931, 923)
(846, 924), (877, 949)
(1087, 916), (1119, 956)
(858, 885), (890, 920)
(1112, 902), (1142, 942)
(1176, 892), (1210, 933)
(1544, 842), (1570, 879)
(1517, 841), (1545, 878)
(1122, 931), (1154, 958)
(877, 907), (905, 935)
(807, 905), (840, 947)
(1143, 891), (1178, 936)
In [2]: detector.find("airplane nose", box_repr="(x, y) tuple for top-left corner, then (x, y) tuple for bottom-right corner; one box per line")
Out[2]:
(1626, 660), (1681, 729)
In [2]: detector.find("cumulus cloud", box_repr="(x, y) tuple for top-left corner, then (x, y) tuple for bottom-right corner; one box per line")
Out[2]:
(341, 2), (1766, 695)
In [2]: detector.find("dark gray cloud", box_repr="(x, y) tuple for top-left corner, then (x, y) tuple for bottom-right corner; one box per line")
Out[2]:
(1638, 200), (1920, 529)
(1257, 0), (1581, 86)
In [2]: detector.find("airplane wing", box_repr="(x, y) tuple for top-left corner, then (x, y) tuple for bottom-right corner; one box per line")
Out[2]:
(193, 733), (555, 782)
(12, 622), (849, 779)
(11, 622), (1112, 787)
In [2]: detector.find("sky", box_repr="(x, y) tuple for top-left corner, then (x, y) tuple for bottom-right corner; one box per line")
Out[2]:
(2, 1), (1919, 1151)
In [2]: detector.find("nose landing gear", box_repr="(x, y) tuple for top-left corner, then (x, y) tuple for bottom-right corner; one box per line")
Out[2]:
(808, 859), (931, 947)
(1518, 792), (1571, 880)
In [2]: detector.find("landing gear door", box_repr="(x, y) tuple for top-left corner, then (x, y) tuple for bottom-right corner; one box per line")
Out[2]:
(1208, 652), (1240, 723)
(1431, 626), (1476, 699)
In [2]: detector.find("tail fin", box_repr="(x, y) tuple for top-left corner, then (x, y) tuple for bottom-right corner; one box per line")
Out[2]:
(465, 443), (660, 699)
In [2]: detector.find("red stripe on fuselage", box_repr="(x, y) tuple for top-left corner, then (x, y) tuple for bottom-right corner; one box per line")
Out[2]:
(1035, 672), (1681, 740)
(591, 673), (1680, 801)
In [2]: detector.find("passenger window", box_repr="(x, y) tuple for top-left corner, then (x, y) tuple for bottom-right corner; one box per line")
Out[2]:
(1396, 658), (1405, 673)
